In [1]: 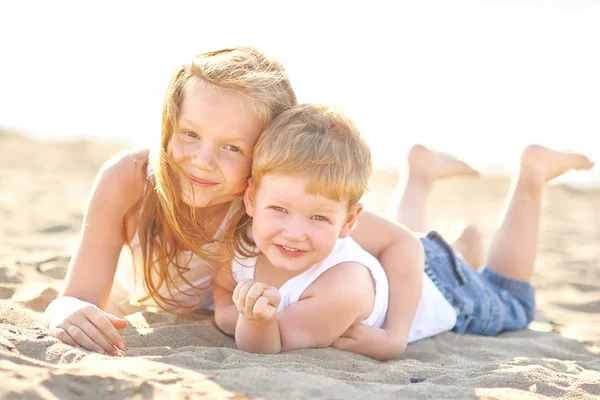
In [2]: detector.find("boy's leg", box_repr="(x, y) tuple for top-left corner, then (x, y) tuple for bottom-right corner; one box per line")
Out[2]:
(451, 223), (485, 270)
(388, 144), (479, 232)
(486, 145), (593, 282)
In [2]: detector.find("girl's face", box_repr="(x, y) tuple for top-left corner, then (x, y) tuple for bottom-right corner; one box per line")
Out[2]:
(170, 80), (266, 209)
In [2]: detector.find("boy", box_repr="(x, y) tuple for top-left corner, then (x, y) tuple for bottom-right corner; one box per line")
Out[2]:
(213, 104), (456, 355)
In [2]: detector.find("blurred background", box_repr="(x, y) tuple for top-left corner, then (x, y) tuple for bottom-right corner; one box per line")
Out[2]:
(1, 0), (599, 188)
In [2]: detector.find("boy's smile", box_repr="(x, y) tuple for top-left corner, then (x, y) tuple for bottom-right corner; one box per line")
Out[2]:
(245, 174), (360, 277)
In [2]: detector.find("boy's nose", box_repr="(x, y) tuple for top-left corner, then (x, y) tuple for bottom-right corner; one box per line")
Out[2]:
(281, 219), (307, 241)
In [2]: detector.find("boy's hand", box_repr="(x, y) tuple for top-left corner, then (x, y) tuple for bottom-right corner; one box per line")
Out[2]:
(233, 279), (281, 321)
(332, 324), (406, 361)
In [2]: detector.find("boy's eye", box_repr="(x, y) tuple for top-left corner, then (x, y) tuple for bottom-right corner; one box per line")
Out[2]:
(311, 215), (329, 222)
(224, 145), (241, 153)
(270, 206), (286, 213)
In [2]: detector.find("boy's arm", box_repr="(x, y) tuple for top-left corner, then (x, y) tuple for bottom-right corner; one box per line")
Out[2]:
(235, 262), (374, 354)
(343, 210), (424, 360)
(213, 266), (239, 336)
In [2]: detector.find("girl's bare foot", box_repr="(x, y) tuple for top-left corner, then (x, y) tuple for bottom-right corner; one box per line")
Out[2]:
(518, 145), (594, 192)
(451, 223), (485, 271)
(408, 144), (480, 184)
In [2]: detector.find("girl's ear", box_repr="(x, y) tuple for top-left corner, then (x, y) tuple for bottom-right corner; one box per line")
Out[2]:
(244, 178), (255, 217)
(339, 203), (364, 238)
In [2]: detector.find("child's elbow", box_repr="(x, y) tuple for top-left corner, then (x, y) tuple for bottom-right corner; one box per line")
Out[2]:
(375, 338), (407, 361)
(214, 310), (236, 337)
(237, 340), (282, 354)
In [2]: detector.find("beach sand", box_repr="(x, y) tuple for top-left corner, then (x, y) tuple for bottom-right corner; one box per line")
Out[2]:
(1, 133), (599, 399)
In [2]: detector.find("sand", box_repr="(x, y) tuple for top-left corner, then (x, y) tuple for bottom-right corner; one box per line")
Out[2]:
(1, 132), (599, 399)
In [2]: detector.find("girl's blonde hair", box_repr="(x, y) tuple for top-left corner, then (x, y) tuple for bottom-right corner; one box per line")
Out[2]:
(129, 47), (297, 311)
(234, 103), (372, 257)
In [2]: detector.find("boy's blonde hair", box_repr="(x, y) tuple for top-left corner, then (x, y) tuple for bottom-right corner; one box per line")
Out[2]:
(253, 103), (372, 209)
(234, 104), (372, 257)
(130, 47), (297, 311)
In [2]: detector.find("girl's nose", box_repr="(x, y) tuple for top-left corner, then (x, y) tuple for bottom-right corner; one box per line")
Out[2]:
(191, 145), (216, 172)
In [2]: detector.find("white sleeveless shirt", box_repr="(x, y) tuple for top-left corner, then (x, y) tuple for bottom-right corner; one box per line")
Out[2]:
(114, 190), (243, 311)
(232, 237), (457, 343)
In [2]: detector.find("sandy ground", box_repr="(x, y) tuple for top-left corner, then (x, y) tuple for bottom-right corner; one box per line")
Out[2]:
(1, 132), (599, 399)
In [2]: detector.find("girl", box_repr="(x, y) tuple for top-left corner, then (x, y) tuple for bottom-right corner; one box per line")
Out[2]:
(43, 47), (424, 359)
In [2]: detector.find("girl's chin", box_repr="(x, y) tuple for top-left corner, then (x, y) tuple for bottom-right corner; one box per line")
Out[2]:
(180, 192), (235, 209)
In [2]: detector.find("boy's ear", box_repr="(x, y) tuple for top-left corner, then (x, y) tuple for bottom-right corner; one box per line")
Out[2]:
(244, 178), (255, 217)
(339, 203), (363, 239)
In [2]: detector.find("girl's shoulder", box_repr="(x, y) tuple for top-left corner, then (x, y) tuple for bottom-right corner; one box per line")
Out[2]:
(93, 147), (151, 215)
(99, 147), (150, 191)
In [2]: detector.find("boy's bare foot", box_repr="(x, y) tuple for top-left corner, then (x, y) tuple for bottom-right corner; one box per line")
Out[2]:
(519, 145), (594, 192)
(408, 144), (479, 184)
(451, 223), (485, 271)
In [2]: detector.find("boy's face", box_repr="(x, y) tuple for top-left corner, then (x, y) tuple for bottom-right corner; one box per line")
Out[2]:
(245, 174), (362, 274)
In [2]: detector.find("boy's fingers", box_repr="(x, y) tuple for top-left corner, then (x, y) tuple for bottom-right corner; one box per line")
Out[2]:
(245, 282), (267, 316)
(262, 287), (281, 307)
(253, 296), (269, 314)
(254, 297), (277, 320)
(233, 279), (254, 307)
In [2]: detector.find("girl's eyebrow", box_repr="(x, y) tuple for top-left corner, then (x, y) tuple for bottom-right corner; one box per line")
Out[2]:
(179, 118), (252, 144)
(179, 118), (201, 129)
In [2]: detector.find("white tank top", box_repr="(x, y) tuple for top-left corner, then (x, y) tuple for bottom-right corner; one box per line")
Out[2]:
(232, 237), (457, 343)
(114, 167), (243, 311)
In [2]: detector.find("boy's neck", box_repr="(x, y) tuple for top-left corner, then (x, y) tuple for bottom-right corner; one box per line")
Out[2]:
(254, 253), (313, 289)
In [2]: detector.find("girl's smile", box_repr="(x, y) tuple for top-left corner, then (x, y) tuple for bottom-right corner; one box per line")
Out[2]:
(189, 174), (219, 188)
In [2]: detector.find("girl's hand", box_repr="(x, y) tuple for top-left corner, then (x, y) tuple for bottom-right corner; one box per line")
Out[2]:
(233, 279), (280, 321)
(44, 296), (128, 355)
(332, 324), (407, 361)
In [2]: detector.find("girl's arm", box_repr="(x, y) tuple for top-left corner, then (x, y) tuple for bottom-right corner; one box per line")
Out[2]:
(213, 266), (239, 336)
(234, 261), (375, 354)
(343, 210), (424, 360)
(44, 149), (149, 355)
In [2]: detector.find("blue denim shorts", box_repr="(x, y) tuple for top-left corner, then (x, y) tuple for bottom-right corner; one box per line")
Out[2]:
(421, 231), (536, 336)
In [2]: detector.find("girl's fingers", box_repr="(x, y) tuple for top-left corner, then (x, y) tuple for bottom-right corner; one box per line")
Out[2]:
(63, 322), (106, 354)
(51, 327), (77, 346)
(86, 310), (126, 352)
(103, 312), (129, 330)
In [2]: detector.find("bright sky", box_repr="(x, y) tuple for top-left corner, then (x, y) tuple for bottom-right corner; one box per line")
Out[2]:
(1, 0), (599, 186)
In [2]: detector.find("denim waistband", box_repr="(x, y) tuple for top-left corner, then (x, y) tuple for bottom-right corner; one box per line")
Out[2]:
(425, 231), (468, 287)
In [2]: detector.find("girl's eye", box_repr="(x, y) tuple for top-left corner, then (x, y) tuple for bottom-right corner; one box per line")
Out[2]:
(183, 130), (199, 139)
(312, 215), (328, 222)
(224, 145), (241, 153)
